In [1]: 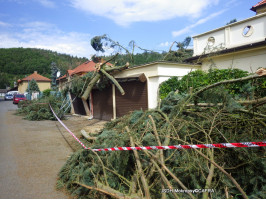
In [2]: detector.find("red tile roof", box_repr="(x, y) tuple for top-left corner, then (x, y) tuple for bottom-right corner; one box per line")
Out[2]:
(251, 0), (266, 11)
(57, 60), (113, 82)
(20, 71), (51, 82)
(72, 61), (96, 74)
(67, 60), (112, 77)
(57, 74), (67, 81)
(67, 69), (75, 76)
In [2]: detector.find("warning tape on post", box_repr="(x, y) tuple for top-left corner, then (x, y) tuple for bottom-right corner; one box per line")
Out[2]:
(49, 104), (266, 152)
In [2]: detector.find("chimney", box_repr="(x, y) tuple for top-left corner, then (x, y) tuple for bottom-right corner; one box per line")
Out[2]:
(34, 71), (37, 74)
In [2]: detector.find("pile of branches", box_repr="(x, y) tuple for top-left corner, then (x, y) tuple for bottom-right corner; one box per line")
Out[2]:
(57, 72), (266, 199)
(17, 95), (64, 120)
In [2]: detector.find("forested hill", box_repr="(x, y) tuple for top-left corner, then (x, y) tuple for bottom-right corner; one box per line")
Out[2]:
(0, 48), (88, 88)
(0, 46), (193, 88)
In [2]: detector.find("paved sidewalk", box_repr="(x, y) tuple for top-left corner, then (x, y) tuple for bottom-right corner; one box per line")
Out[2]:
(0, 100), (71, 198)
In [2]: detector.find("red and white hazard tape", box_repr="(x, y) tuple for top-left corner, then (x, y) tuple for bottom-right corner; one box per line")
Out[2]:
(49, 104), (88, 149)
(91, 142), (266, 152)
(50, 104), (266, 152)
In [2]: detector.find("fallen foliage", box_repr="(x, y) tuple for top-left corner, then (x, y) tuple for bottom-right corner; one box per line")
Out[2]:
(17, 95), (64, 120)
(57, 72), (266, 199)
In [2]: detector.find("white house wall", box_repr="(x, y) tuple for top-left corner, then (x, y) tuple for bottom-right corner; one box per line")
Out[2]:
(148, 76), (174, 109)
(193, 13), (266, 56)
(157, 63), (200, 77)
(194, 29), (225, 55)
(201, 47), (266, 72)
(229, 17), (266, 48)
(148, 77), (160, 109)
(114, 64), (159, 78)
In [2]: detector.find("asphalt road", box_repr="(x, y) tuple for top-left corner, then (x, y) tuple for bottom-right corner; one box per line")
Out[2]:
(0, 99), (72, 198)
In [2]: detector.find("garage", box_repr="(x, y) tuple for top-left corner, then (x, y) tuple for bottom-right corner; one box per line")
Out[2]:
(92, 74), (148, 121)
(115, 80), (148, 118)
(92, 86), (113, 121)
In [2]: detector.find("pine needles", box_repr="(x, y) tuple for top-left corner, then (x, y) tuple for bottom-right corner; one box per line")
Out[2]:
(16, 95), (65, 120)
(58, 73), (266, 199)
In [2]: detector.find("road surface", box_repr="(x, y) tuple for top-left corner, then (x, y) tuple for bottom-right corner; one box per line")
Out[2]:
(0, 99), (72, 198)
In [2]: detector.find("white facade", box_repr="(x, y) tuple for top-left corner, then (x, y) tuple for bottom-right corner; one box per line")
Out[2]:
(114, 62), (200, 109)
(192, 12), (266, 73)
(201, 47), (266, 72)
(193, 12), (266, 56)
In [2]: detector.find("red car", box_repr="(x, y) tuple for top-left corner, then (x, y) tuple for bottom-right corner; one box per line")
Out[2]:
(13, 94), (26, 104)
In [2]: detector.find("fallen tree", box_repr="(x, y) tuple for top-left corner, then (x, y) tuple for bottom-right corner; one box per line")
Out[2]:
(57, 70), (266, 199)
(81, 55), (129, 101)
(17, 95), (65, 120)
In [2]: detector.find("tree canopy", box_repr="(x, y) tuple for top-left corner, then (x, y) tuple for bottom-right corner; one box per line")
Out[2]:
(26, 79), (40, 94)
(0, 48), (87, 88)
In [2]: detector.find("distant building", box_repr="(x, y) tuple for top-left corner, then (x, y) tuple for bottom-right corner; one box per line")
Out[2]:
(186, 0), (266, 73)
(251, 0), (266, 15)
(0, 89), (8, 97)
(17, 71), (51, 93)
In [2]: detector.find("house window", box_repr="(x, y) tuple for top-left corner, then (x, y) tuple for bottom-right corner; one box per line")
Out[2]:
(207, 37), (215, 46)
(242, 25), (253, 37)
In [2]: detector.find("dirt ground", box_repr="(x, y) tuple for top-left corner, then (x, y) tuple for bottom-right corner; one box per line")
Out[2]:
(0, 100), (106, 198)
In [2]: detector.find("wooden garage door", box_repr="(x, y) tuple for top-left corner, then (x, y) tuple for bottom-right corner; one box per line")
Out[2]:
(92, 86), (113, 121)
(116, 81), (148, 117)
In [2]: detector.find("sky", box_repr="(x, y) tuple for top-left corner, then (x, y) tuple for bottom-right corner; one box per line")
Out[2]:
(0, 0), (262, 59)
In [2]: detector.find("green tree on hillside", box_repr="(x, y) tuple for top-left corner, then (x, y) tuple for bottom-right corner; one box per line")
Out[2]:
(0, 73), (9, 88)
(0, 48), (88, 88)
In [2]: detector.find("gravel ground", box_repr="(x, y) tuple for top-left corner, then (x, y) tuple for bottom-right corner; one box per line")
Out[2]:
(0, 99), (105, 198)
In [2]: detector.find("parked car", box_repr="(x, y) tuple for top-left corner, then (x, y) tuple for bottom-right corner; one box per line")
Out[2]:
(13, 94), (26, 104)
(4, 93), (13, 100)
(8, 91), (19, 95)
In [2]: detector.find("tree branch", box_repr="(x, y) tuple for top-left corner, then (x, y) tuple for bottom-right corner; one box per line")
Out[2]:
(81, 73), (101, 101)
(145, 150), (196, 199)
(126, 126), (151, 199)
(100, 68), (125, 95)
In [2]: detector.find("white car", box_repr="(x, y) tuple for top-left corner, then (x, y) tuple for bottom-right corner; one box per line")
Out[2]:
(7, 91), (18, 95)
(4, 93), (13, 100)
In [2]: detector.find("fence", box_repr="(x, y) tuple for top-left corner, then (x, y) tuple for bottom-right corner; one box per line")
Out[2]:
(25, 91), (62, 100)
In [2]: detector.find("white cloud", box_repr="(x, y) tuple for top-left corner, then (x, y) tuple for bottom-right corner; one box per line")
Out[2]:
(172, 10), (226, 37)
(0, 21), (12, 27)
(70, 0), (219, 26)
(159, 41), (170, 47)
(0, 21), (95, 58)
(35, 0), (56, 8)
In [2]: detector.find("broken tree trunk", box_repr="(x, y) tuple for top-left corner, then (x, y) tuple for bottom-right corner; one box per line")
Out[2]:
(81, 62), (129, 101)
(81, 73), (101, 101)
(82, 99), (91, 116)
(81, 130), (97, 141)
